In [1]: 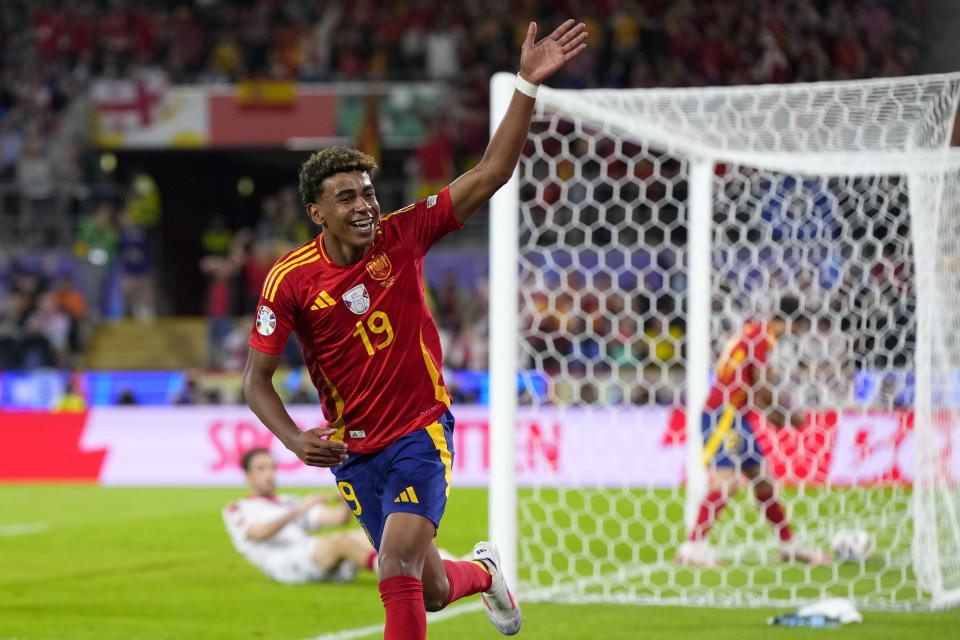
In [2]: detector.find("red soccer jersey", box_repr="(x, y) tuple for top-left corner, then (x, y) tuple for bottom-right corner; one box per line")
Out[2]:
(248, 188), (462, 454)
(704, 321), (776, 412)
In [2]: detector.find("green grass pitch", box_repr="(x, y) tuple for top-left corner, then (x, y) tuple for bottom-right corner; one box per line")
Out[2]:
(1, 485), (957, 640)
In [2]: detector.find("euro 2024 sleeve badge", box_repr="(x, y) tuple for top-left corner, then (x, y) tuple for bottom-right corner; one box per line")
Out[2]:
(256, 305), (277, 336)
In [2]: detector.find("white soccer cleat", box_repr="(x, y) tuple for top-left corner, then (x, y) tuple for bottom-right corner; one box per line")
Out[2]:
(472, 541), (522, 636)
(675, 540), (722, 568)
(779, 541), (831, 565)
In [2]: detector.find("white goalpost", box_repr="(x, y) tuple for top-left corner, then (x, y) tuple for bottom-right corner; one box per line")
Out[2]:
(489, 72), (521, 589)
(488, 71), (960, 610)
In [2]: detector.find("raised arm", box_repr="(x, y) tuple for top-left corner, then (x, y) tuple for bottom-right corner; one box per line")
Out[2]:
(242, 347), (348, 467)
(448, 19), (587, 223)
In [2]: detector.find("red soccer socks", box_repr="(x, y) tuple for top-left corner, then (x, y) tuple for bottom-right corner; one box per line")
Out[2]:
(441, 559), (493, 608)
(379, 575), (426, 640)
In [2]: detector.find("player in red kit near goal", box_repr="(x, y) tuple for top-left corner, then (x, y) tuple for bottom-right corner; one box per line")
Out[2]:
(676, 296), (831, 568)
(243, 19), (587, 640)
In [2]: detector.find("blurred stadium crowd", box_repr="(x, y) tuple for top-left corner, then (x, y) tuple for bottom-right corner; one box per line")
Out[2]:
(0, 0), (933, 406)
(1, 0), (922, 87)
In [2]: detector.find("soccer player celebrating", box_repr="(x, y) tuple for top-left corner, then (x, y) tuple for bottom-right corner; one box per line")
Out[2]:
(676, 296), (830, 568)
(243, 19), (587, 639)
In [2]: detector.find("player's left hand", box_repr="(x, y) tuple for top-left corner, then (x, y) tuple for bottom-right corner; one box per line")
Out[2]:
(519, 19), (588, 86)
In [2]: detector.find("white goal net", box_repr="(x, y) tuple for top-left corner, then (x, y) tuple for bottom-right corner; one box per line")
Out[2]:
(487, 72), (960, 610)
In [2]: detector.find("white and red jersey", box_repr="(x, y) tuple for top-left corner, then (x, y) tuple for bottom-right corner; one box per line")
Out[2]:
(221, 493), (322, 560)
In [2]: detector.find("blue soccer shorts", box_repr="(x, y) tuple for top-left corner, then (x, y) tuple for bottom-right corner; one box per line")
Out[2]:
(701, 408), (765, 470)
(332, 410), (455, 551)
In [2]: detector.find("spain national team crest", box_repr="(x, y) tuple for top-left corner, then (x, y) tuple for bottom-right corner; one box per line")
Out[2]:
(365, 251), (392, 280)
(342, 284), (370, 315)
(256, 305), (276, 335)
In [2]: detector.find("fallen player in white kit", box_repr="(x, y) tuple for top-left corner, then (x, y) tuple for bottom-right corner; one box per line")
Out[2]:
(223, 448), (378, 584)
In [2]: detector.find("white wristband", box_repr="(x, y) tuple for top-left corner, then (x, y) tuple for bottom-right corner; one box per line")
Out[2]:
(515, 74), (540, 98)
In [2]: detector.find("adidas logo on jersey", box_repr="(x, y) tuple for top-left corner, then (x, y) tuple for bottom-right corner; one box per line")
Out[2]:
(394, 487), (419, 503)
(310, 291), (337, 310)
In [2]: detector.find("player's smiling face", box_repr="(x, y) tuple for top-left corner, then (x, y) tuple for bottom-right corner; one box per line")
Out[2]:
(308, 170), (381, 262)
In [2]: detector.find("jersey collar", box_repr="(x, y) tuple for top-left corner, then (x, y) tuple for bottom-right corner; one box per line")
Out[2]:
(317, 233), (381, 267)
(317, 234), (332, 264)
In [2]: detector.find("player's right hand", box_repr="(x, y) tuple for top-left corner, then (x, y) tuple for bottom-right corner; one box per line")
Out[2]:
(289, 427), (349, 467)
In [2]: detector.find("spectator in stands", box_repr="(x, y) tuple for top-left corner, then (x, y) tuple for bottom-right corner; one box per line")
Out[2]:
(445, 322), (487, 371)
(221, 320), (253, 374)
(413, 117), (456, 201)
(608, 316), (643, 370)
(275, 187), (312, 247)
(116, 389), (139, 405)
(643, 316), (683, 368)
(23, 291), (71, 368)
(240, 233), (275, 313)
(0, 288), (29, 368)
(52, 378), (86, 412)
(424, 12), (460, 80)
(75, 200), (118, 322)
(15, 133), (56, 245)
(432, 270), (466, 333)
(200, 251), (240, 371)
(117, 211), (155, 320)
(51, 273), (87, 360)
(254, 194), (281, 250)
(642, 316), (685, 406)
(54, 135), (94, 222)
(0, 117), (23, 180)
(173, 370), (201, 405)
(125, 170), (162, 229)
(201, 214), (233, 256)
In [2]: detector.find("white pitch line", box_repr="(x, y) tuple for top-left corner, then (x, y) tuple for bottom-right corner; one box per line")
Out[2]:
(0, 522), (49, 536)
(301, 601), (483, 640)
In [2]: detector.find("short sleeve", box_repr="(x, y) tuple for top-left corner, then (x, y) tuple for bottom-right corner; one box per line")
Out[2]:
(248, 275), (297, 355)
(222, 501), (247, 534)
(410, 187), (463, 255)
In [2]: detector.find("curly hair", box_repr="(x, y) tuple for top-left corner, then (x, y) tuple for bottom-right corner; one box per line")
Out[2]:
(297, 147), (378, 205)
